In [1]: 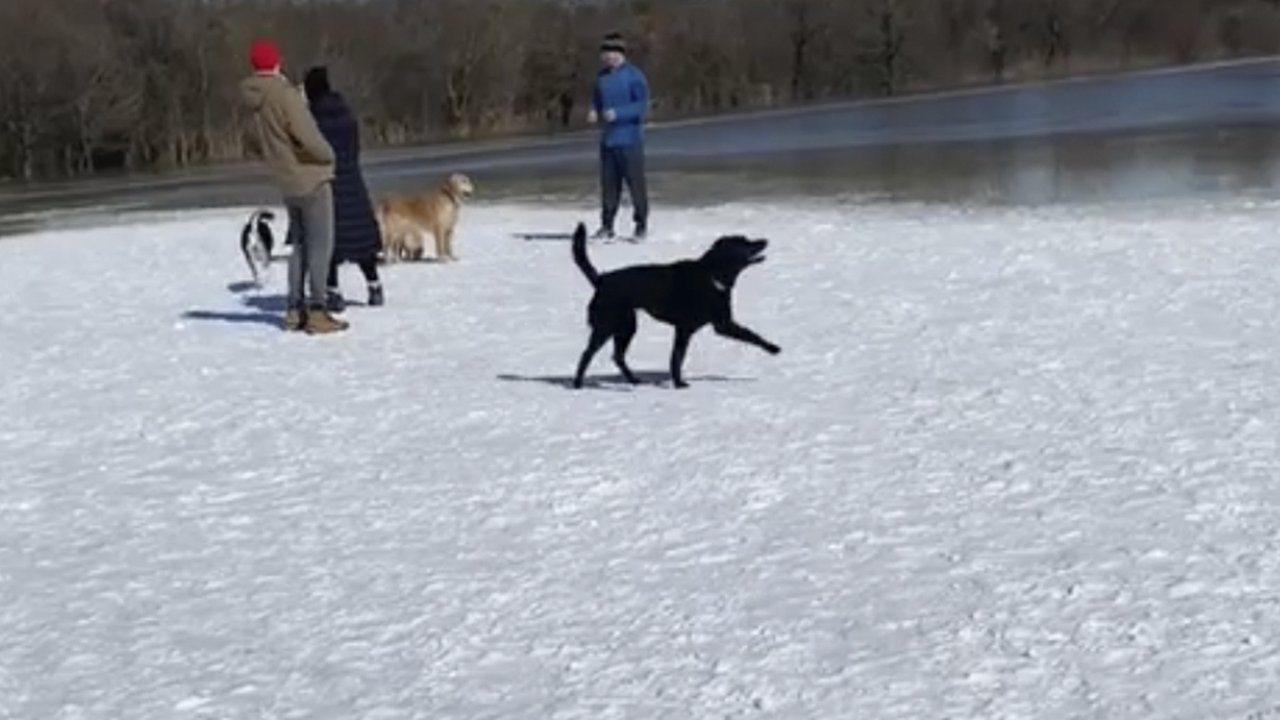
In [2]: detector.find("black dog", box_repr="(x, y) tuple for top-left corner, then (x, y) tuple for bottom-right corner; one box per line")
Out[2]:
(571, 223), (780, 389)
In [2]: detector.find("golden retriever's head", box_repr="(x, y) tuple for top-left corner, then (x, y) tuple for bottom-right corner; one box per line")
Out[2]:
(446, 173), (475, 201)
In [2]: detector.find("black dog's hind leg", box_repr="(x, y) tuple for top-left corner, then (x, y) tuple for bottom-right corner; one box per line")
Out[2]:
(612, 311), (640, 385)
(574, 327), (610, 389)
(669, 327), (694, 389)
(714, 320), (780, 355)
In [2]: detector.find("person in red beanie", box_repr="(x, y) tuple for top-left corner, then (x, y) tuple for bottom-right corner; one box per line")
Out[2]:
(239, 38), (346, 334)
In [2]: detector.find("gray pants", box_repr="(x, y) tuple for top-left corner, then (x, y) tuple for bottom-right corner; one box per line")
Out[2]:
(600, 143), (648, 232)
(283, 182), (335, 309)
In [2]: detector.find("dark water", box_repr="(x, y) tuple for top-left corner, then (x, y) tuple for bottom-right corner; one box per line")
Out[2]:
(4, 59), (1280, 235)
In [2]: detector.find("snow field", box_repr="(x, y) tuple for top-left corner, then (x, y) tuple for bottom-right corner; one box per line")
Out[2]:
(2, 198), (1280, 718)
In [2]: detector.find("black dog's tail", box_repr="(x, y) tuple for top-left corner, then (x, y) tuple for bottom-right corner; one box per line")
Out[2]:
(572, 222), (600, 287)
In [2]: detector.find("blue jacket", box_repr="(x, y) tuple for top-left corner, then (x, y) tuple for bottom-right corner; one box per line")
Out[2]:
(592, 63), (649, 147)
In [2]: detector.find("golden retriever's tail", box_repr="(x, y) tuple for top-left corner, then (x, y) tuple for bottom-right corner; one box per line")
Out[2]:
(571, 223), (600, 287)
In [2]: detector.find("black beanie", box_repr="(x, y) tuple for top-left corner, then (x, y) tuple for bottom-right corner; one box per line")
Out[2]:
(303, 66), (331, 103)
(600, 33), (626, 54)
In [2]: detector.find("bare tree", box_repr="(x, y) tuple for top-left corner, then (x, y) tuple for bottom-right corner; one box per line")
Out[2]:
(0, 0), (1270, 180)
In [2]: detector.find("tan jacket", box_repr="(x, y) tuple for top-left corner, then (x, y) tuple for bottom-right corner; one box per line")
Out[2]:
(240, 72), (335, 197)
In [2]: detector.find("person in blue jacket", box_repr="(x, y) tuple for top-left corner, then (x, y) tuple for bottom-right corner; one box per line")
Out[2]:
(588, 33), (650, 241)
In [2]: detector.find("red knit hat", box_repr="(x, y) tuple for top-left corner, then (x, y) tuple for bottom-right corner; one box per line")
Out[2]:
(248, 39), (280, 72)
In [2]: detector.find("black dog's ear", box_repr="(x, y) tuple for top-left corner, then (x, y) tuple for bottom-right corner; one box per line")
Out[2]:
(707, 236), (741, 254)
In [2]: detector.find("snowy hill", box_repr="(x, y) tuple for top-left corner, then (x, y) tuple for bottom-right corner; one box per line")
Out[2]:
(2, 199), (1279, 718)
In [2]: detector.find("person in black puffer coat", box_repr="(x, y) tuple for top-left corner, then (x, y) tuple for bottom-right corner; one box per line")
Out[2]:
(303, 66), (384, 309)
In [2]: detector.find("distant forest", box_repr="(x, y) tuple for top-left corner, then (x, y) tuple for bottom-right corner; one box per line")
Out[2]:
(1, 0), (1277, 180)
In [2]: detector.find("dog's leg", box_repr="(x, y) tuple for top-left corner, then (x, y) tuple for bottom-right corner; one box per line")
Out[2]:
(444, 227), (458, 261)
(432, 225), (447, 262)
(574, 327), (611, 389)
(669, 327), (694, 389)
(714, 320), (781, 355)
(382, 230), (399, 264)
(611, 311), (640, 385)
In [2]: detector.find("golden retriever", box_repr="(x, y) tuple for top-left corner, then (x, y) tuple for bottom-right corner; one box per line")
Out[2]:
(376, 173), (475, 263)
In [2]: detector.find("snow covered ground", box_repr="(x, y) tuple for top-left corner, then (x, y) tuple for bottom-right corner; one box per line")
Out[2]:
(3, 197), (1280, 719)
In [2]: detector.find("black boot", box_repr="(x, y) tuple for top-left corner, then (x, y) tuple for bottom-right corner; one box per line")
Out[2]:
(367, 283), (385, 307)
(325, 288), (346, 314)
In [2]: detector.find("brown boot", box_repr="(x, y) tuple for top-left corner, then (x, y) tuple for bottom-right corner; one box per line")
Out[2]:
(304, 307), (349, 335)
(283, 307), (306, 332)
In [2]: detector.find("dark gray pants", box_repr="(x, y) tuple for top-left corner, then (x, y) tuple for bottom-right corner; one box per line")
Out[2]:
(600, 143), (648, 232)
(283, 182), (335, 309)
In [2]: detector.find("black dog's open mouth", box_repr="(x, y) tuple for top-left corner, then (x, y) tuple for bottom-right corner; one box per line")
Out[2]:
(748, 243), (768, 264)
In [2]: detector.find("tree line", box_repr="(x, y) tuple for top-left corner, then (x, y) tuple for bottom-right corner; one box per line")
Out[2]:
(1, 0), (1277, 181)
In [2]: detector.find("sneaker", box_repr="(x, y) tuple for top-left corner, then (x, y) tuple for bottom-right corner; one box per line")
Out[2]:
(305, 307), (349, 335)
(591, 227), (615, 241)
(283, 307), (306, 332)
(367, 283), (385, 307)
(325, 289), (346, 314)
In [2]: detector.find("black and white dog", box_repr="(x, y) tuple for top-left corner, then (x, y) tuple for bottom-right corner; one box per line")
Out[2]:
(240, 209), (276, 285)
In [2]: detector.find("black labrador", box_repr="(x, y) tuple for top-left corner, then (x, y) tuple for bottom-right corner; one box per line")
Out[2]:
(571, 223), (780, 389)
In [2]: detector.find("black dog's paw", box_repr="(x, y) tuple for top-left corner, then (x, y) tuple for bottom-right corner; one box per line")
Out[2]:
(672, 380), (690, 389)
(765, 343), (782, 356)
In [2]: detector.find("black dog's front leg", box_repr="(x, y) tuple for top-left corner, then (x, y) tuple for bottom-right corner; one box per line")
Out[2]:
(714, 320), (781, 355)
(670, 327), (694, 389)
